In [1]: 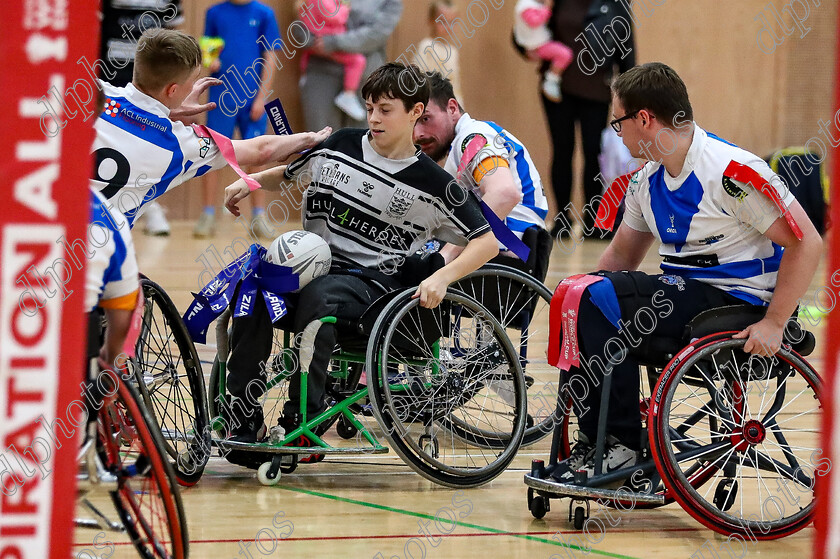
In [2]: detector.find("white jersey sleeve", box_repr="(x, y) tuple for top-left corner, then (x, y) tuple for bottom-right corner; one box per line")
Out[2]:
(621, 166), (653, 233)
(720, 155), (797, 235)
(85, 190), (140, 311)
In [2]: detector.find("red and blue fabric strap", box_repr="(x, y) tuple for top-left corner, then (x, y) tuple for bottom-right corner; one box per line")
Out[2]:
(457, 135), (531, 263)
(182, 244), (300, 344)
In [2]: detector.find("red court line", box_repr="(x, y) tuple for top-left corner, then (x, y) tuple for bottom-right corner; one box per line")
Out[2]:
(73, 527), (703, 547)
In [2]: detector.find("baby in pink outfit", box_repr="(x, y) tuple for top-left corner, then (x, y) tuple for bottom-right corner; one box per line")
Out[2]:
(513, 0), (574, 102)
(300, 0), (367, 120)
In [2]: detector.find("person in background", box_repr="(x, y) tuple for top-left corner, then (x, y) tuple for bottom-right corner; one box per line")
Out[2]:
(412, 0), (463, 102)
(98, 0), (183, 236)
(542, 0), (635, 238)
(297, 0), (368, 121)
(513, 0), (573, 102)
(193, 0), (282, 239)
(299, 0), (403, 131)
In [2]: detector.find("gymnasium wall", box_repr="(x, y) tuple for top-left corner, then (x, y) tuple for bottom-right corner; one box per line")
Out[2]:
(164, 0), (838, 220)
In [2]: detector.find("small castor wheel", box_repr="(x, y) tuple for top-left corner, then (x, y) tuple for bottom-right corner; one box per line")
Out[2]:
(336, 416), (358, 440)
(257, 456), (283, 486)
(713, 479), (738, 512)
(573, 506), (586, 530)
(419, 434), (439, 458)
(569, 500), (590, 530)
(529, 494), (549, 519)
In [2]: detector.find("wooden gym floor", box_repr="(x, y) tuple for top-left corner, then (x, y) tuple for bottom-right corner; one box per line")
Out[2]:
(74, 214), (827, 558)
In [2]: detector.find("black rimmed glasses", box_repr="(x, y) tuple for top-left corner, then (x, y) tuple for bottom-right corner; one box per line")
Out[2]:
(610, 109), (641, 133)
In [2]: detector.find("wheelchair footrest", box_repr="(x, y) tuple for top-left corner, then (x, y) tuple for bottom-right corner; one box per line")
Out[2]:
(212, 438), (389, 455)
(523, 474), (665, 506)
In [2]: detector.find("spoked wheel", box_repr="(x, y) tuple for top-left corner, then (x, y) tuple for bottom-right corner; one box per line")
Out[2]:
(98, 372), (188, 558)
(452, 265), (555, 446)
(650, 337), (823, 539)
(367, 289), (527, 488)
(136, 278), (210, 485)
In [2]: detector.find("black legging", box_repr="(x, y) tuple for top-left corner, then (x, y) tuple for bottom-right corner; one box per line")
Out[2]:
(541, 93), (610, 230)
(565, 275), (746, 450)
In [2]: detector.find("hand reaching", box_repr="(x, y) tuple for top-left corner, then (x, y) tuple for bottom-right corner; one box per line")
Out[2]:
(170, 77), (222, 124)
(224, 178), (251, 216)
(303, 126), (332, 150)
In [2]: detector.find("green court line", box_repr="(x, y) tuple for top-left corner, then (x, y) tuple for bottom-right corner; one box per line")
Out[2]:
(279, 485), (641, 559)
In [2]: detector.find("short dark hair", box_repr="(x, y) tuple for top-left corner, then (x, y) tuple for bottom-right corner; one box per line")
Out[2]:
(134, 28), (201, 92)
(611, 62), (693, 127)
(361, 62), (430, 111)
(424, 71), (463, 112)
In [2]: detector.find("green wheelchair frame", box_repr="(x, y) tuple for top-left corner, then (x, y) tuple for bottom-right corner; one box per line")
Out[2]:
(209, 288), (529, 488)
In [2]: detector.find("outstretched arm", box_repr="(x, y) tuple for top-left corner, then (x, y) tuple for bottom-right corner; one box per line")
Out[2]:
(232, 126), (331, 167)
(224, 166), (292, 216)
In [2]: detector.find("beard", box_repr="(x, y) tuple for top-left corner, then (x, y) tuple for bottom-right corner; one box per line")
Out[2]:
(419, 131), (455, 163)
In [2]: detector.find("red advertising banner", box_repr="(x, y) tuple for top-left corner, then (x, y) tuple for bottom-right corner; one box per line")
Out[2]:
(0, 2), (97, 558)
(816, 6), (840, 558)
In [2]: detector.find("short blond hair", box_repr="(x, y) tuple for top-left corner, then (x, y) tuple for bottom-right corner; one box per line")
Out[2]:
(133, 28), (201, 92)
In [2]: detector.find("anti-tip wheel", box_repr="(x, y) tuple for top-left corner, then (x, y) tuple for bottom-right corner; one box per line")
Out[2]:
(529, 495), (548, 519)
(257, 462), (281, 486)
(573, 506), (585, 530)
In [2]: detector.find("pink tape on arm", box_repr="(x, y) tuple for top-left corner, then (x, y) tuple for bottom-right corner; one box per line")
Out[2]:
(193, 124), (263, 191)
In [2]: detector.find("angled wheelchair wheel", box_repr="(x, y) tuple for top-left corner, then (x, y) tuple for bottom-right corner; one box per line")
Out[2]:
(136, 278), (210, 485)
(650, 336), (823, 539)
(367, 289), (527, 488)
(452, 264), (555, 446)
(97, 372), (188, 558)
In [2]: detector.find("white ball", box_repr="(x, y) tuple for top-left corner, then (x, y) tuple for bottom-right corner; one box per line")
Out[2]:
(264, 230), (331, 291)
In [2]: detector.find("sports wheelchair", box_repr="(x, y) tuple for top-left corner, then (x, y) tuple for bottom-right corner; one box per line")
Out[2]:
(209, 282), (531, 488)
(78, 294), (187, 559)
(134, 277), (212, 486)
(525, 304), (823, 540)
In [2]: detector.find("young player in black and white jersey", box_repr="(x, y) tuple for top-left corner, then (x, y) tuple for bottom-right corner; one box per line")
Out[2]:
(221, 63), (498, 455)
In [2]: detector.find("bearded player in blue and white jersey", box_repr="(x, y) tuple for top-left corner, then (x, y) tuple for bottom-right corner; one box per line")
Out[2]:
(91, 28), (329, 228)
(413, 72), (552, 281)
(550, 62), (823, 481)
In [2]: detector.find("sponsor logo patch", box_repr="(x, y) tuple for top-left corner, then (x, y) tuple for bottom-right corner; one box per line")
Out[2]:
(722, 175), (748, 200)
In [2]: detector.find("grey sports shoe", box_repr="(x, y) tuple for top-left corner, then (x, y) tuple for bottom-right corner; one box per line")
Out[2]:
(251, 213), (274, 239)
(142, 201), (170, 236)
(193, 210), (215, 238)
(550, 432), (595, 482)
(551, 434), (638, 483)
(580, 436), (638, 478)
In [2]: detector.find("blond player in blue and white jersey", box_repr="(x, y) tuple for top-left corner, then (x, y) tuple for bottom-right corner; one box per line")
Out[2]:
(91, 28), (329, 228)
(86, 189), (140, 366)
(413, 72), (551, 279)
(550, 62), (823, 483)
